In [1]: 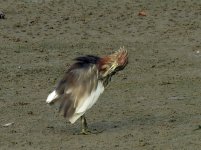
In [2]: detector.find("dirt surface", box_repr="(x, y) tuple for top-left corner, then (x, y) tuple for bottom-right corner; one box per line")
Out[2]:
(0, 0), (201, 149)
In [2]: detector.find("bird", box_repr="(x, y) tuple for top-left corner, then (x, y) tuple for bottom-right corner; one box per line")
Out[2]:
(46, 47), (128, 134)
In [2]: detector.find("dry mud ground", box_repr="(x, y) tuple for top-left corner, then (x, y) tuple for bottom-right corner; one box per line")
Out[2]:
(0, 0), (201, 149)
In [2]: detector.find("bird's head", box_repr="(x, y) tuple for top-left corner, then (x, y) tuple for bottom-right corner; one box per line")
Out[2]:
(98, 47), (128, 78)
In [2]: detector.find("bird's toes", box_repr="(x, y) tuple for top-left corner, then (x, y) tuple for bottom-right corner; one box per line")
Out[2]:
(73, 128), (104, 135)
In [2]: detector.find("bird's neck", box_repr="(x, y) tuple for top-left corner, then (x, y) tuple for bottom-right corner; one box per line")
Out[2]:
(99, 74), (112, 87)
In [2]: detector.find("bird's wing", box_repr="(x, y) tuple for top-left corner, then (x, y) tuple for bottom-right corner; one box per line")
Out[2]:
(57, 64), (99, 118)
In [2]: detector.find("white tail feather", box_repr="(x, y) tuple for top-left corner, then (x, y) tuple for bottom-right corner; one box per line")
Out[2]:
(46, 90), (59, 103)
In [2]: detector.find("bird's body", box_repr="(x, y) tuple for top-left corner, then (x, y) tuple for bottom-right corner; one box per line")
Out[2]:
(46, 47), (128, 134)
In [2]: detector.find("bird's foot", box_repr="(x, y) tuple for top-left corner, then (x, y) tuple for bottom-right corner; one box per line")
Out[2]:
(79, 128), (104, 135)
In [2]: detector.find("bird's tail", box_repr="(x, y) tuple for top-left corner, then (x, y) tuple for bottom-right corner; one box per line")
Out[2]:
(46, 90), (59, 104)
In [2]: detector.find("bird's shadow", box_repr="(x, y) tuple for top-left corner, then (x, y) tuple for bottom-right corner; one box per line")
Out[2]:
(46, 113), (172, 135)
(69, 115), (152, 135)
(88, 117), (138, 133)
(45, 117), (134, 135)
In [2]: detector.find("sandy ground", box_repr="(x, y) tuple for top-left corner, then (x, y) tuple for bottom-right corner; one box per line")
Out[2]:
(0, 0), (201, 149)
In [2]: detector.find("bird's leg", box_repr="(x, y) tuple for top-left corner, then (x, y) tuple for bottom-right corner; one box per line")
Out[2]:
(80, 115), (89, 135)
(80, 115), (104, 135)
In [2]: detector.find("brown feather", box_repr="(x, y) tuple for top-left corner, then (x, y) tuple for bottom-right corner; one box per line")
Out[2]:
(98, 47), (128, 78)
(56, 62), (99, 119)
